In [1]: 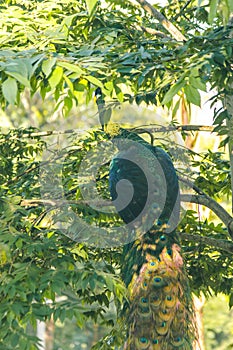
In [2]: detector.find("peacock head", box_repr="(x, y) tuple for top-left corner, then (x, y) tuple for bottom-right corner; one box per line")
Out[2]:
(106, 123), (147, 150)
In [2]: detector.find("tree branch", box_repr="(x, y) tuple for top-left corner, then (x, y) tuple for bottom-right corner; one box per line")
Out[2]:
(20, 198), (111, 208)
(179, 177), (233, 239)
(21, 198), (233, 253)
(136, 125), (215, 134)
(134, 0), (186, 41)
(180, 194), (233, 235)
(180, 232), (233, 254)
(134, 24), (172, 39)
(0, 125), (218, 142)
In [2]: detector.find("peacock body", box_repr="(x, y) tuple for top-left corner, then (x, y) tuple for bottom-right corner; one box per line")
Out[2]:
(108, 127), (196, 350)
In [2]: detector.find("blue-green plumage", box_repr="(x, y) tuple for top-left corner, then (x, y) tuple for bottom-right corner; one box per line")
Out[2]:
(109, 128), (180, 233)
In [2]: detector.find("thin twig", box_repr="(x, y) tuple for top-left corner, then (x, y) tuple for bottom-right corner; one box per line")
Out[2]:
(134, 24), (172, 39)
(20, 198), (111, 207)
(173, 0), (193, 21)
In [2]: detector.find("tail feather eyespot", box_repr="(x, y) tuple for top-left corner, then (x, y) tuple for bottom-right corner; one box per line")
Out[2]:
(150, 292), (161, 308)
(135, 337), (150, 349)
(171, 336), (185, 347)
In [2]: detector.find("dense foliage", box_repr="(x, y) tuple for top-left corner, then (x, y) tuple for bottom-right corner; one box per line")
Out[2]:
(0, 0), (233, 349)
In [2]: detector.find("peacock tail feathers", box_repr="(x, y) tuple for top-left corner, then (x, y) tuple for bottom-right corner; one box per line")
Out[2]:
(107, 126), (197, 350)
(123, 237), (196, 350)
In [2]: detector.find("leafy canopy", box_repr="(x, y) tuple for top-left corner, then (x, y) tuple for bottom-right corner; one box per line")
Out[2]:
(0, 0), (233, 349)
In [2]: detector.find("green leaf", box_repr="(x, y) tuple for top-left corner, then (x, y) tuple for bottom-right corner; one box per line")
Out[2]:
(184, 85), (201, 106)
(172, 98), (180, 118)
(6, 58), (33, 79)
(213, 110), (228, 125)
(5, 71), (31, 89)
(2, 77), (18, 104)
(10, 333), (19, 347)
(116, 90), (124, 103)
(208, 0), (218, 24)
(48, 66), (63, 89)
(57, 61), (84, 76)
(85, 0), (98, 15)
(104, 81), (114, 93)
(42, 58), (57, 78)
(85, 75), (103, 88)
(212, 52), (225, 65)
(219, 136), (229, 148)
(189, 76), (206, 92)
(64, 75), (74, 93)
(162, 80), (186, 105)
(229, 293), (233, 309)
(63, 96), (73, 116)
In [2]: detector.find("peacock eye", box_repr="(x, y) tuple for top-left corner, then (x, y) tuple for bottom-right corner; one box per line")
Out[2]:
(141, 297), (148, 303)
(139, 337), (148, 344)
(171, 336), (185, 346)
(152, 339), (159, 344)
(166, 296), (172, 300)
(154, 277), (161, 283)
(160, 235), (166, 241)
(150, 262), (155, 266)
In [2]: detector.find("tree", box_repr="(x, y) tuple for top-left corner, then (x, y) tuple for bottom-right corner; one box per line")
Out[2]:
(0, 0), (233, 349)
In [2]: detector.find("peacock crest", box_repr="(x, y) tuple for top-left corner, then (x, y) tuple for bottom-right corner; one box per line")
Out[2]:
(105, 123), (121, 137)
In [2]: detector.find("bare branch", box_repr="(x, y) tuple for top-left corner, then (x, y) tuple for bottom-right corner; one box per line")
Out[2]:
(134, 0), (186, 41)
(20, 198), (111, 208)
(136, 125), (215, 134)
(0, 125), (218, 142)
(22, 198), (233, 252)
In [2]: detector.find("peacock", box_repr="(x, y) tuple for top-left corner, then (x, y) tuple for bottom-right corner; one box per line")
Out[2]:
(95, 90), (196, 349)
(108, 126), (196, 350)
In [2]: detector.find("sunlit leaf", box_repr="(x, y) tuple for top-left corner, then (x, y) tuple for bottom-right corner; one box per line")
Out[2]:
(184, 84), (201, 106)
(85, 75), (104, 88)
(5, 71), (31, 89)
(85, 0), (98, 15)
(42, 57), (57, 77)
(48, 66), (63, 89)
(2, 77), (18, 104)
(162, 80), (186, 105)
(208, 0), (218, 24)
(57, 61), (84, 76)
